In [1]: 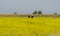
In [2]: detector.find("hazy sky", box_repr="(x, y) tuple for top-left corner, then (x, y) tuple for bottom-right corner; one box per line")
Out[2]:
(0, 0), (60, 14)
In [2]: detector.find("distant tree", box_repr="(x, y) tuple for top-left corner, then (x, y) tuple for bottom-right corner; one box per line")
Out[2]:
(38, 11), (42, 14)
(14, 12), (17, 14)
(32, 10), (37, 14)
(54, 13), (57, 15)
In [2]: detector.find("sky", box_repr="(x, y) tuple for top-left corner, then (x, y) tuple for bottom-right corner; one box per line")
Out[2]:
(0, 0), (60, 14)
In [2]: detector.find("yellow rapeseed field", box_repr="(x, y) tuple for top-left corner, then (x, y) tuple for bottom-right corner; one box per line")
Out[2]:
(0, 17), (60, 36)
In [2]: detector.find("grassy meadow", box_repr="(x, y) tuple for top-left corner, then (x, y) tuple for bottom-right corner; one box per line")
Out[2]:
(0, 17), (60, 36)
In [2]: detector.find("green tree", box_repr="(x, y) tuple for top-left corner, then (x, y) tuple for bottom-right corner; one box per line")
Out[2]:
(32, 10), (37, 14)
(38, 11), (42, 14)
(14, 12), (17, 14)
(54, 13), (57, 15)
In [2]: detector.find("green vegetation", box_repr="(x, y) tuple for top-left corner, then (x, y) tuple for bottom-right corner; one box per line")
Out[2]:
(32, 10), (42, 15)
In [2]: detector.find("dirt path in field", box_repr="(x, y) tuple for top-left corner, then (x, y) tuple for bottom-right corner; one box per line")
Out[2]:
(48, 32), (60, 36)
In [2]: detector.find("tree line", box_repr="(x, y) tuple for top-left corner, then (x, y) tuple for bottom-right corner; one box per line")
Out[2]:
(14, 10), (42, 15)
(14, 10), (58, 15)
(32, 10), (42, 14)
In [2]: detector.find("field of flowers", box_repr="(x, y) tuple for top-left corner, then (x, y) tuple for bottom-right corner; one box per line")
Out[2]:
(0, 17), (60, 36)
